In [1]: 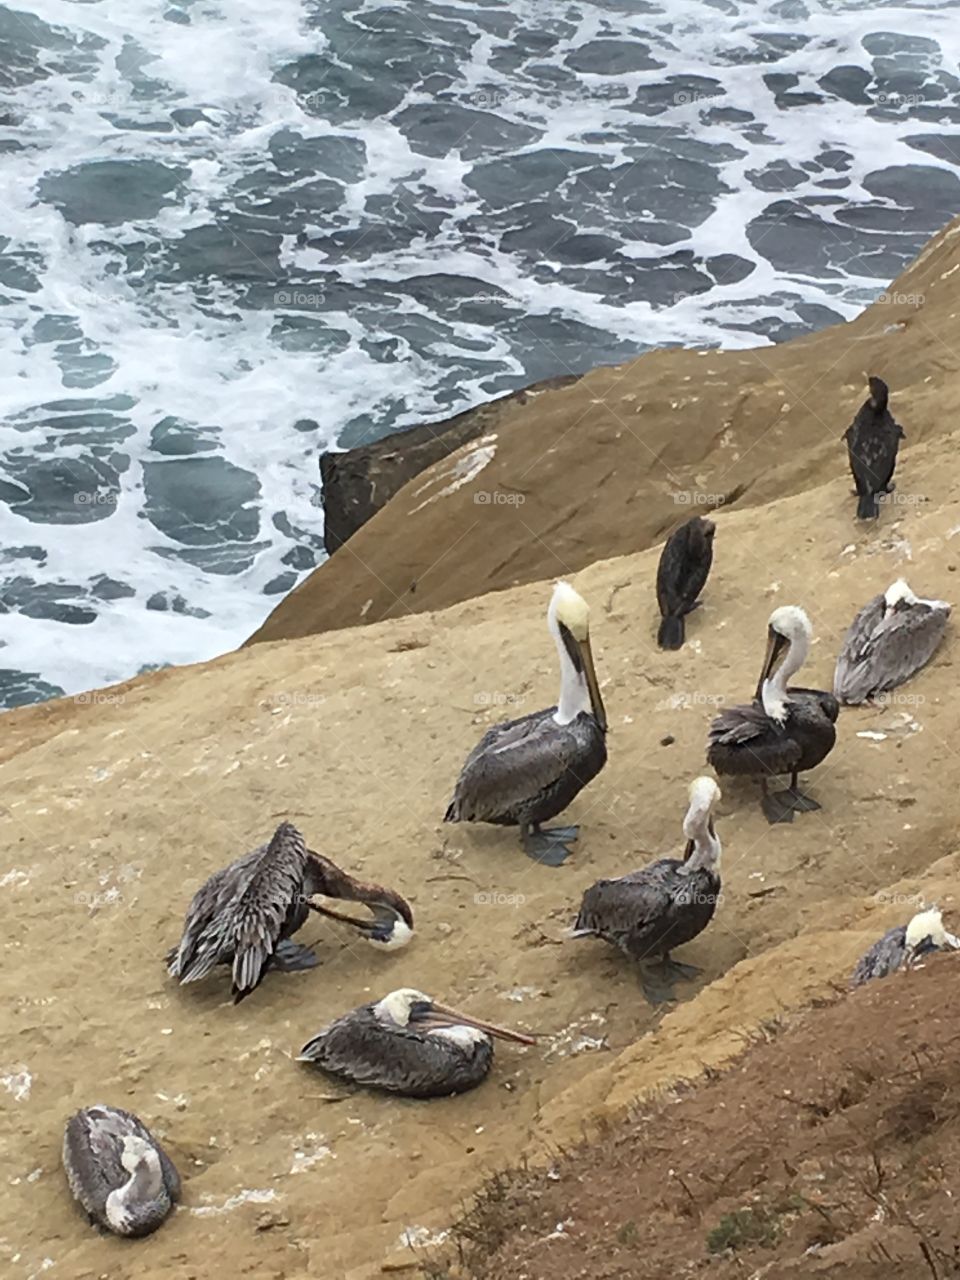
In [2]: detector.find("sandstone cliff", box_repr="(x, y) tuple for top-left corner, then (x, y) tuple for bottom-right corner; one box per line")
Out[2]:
(3, 402), (960, 1278)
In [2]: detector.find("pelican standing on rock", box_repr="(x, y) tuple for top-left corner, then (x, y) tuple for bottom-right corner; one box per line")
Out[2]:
(444, 580), (608, 866)
(297, 988), (536, 1097)
(843, 375), (904, 520)
(850, 907), (960, 987)
(63, 1105), (180, 1237)
(707, 606), (838, 824)
(834, 579), (950, 705)
(167, 822), (413, 1002)
(656, 515), (716, 649)
(571, 777), (722, 1003)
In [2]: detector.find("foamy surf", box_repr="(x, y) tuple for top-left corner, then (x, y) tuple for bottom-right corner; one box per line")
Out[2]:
(2, 0), (960, 706)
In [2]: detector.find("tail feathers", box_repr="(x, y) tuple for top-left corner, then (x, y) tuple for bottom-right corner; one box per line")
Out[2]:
(856, 490), (879, 520)
(443, 801), (458, 823)
(658, 614), (685, 649)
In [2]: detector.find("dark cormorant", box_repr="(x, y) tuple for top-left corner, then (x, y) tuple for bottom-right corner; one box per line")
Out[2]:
(297, 988), (535, 1097)
(834, 579), (950, 704)
(444, 580), (607, 866)
(850, 908), (959, 986)
(707, 605), (838, 824)
(571, 776), (722, 1003)
(656, 515), (716, 649)
(843, 376), (904, 520)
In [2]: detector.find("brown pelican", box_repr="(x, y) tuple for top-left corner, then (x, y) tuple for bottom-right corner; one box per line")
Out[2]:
(834, 579), (950, 705)
(707, 605), (838, 824)
(843, 375), (904, 520)
(444, 580), (607, 866)
(297, 988), (536, 1098)
(850, 907), (960, 987)
(167, 822), (413, 1003)
(656, 515), (715, 649)
(62, 1105), (180, 1237)
(571, 777), (722, 1003)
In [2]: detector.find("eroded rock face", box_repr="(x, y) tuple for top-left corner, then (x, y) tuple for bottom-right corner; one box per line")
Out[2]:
(319, 373), (583, 554)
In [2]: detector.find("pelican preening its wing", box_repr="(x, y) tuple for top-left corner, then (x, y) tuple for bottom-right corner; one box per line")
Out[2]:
(62, 1106), (180, 1237)
(167, 822), (413, 1002)
(656, 515), (716, 649)
(843, 375), (904, 520)
(834, 579), (950, 705)
(571, 777), (722, 1003)
(298, 988), (536, 1098)
(850, 907), (960, 987)
(707, 606), (838, 824)
(444, 580), (608, 866)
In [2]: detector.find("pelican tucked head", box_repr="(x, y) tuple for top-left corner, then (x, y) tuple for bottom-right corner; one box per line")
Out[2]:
(119, 1133), (157, 1175)
(104, 1133), (166, 1234)
(548, 581), (607, 732)
(903, 906), (958, 959)
(884, 579), (917, 609)
(681, 776), (721, 871)
(373, 988), (536, 1046)
(757, 605), (813, 722)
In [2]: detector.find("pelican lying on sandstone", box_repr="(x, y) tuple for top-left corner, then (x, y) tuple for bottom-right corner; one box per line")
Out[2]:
(63, 1105), (180, 1237)
(850, 907), (960, 987)
(571, 777), (722, 1003)
(707, 605), (838, 824)
(444, 580), (607, 866)
(297, 988), (536, 1098)
(834, 579), (950, 705)
(167, 822), (413, 1003)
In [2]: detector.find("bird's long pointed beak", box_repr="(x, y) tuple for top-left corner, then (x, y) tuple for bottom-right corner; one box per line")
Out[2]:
(306, 900), (374, 932)
(755, 628), (788, 701)
(425, 1002), (537, 1045)
(578, 636), (607, 732)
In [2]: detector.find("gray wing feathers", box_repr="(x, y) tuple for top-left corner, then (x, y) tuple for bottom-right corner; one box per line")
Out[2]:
(851, 927), (906, 986)
(835, 597), (949, 703)
(576, 863), (675, 937)
(708, 703), (802, 764)
(229, 832), (310, 993)
(449, 711), (576, 821)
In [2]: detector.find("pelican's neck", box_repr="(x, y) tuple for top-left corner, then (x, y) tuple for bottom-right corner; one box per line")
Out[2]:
(105, 1152), (165, 1230)
(761, 629), (808, 723)
(551, 618), (590, 726)
(682, 811), (721, 875)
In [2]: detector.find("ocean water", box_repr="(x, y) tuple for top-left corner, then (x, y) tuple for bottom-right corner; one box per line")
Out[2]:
(1, 0), (960, 708)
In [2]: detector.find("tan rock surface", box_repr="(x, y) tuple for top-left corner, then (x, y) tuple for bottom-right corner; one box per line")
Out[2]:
(247, 217), (960, 647)
(3, 407), (960, 1277)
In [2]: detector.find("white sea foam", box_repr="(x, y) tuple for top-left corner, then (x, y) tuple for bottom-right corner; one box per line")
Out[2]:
(1, 0), (959, 704)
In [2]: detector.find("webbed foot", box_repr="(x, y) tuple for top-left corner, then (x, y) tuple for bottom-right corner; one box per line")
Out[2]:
(272, 940), (319, 972)
(522, 824), (579, 866)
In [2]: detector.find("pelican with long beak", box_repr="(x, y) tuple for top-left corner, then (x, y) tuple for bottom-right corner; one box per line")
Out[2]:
(707, 606), (838, 824)
(571, 777), (722, 1003)
(297, 988), (536, 1097)
(444, 580), (608, 865)
(851, 907), (960, 987)
(167, 822), (413, 1003)
(62, 1105), (181, 1237)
